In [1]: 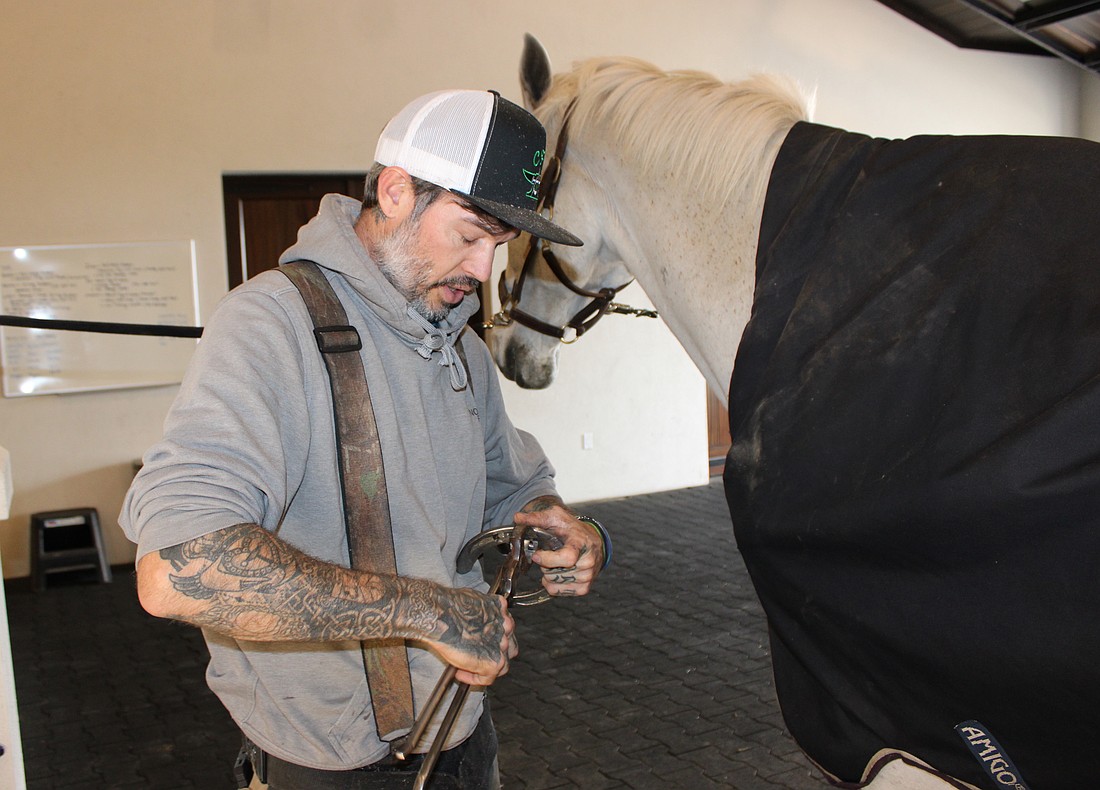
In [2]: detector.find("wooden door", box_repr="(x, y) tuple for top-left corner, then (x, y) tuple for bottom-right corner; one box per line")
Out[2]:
(222, 174), (367, 289)
(707, 387), (731, 476)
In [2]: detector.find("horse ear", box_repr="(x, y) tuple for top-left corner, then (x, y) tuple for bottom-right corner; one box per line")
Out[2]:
(520, 33), (552, 109)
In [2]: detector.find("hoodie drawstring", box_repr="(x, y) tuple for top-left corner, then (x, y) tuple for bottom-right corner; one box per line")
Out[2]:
(405, 306), (468, 391)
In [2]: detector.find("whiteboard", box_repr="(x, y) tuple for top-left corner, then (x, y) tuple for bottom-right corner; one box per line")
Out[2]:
(0, 241), (199, 397)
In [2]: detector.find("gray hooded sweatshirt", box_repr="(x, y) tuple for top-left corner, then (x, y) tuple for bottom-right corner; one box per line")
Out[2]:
(120, 193), (558, 770)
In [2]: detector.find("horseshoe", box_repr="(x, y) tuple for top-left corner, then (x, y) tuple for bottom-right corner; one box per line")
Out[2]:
(456, 524), (564, 606)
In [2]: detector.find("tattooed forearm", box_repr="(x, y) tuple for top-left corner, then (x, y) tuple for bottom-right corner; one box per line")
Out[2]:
(156, 523), (499, 656)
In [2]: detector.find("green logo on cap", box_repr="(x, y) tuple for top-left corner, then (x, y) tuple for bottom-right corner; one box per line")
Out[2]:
(523, 149), (546, 202)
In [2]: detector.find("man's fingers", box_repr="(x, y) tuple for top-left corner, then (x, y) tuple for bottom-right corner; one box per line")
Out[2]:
(454, 660), (506, 687)
(543, 568), (579, 584)
(532, 544), (584, 570)
(539, 563), (595, 597)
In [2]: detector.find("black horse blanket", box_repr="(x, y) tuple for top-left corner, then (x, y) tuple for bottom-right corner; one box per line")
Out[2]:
(725, 121), (1100, 789)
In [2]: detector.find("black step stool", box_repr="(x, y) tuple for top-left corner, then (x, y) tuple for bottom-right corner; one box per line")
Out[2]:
(30, 508), (113, 592)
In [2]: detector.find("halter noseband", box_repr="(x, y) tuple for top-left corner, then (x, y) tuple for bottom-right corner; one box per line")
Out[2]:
(483, 100), (657, 343)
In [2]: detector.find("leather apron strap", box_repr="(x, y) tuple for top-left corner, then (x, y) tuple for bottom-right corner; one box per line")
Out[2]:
(280, 260), (415, 741)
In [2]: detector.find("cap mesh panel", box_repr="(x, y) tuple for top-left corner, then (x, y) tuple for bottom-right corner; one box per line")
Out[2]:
(411, 93), (487, 169)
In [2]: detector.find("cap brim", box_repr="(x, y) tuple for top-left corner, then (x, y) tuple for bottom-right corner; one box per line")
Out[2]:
(459, 193), (584, 247)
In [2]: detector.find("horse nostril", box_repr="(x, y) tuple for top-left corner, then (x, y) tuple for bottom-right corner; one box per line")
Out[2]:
(503, 342), (556, 389)
(517, 368), (554, 389)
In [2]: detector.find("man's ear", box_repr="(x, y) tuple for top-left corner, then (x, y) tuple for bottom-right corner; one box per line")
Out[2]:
(376, 166), (415, 222)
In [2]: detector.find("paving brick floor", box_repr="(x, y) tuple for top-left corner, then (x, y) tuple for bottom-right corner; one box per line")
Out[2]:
(5, 479), (830, 788)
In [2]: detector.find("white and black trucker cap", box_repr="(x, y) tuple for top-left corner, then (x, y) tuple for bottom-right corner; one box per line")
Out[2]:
(374, 89), (583, 247)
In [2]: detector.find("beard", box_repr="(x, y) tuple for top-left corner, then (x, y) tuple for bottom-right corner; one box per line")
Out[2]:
(370, 214), (478, 323)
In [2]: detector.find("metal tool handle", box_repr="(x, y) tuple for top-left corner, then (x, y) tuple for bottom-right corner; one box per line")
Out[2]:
(389, 664), (456, 762)
(412, 681), (471, 790)
(391, 524), (561, 780)
(389, 534), (521, 761)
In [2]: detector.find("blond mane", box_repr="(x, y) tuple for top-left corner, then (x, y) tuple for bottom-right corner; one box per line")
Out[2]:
(538, 56), (810, 207)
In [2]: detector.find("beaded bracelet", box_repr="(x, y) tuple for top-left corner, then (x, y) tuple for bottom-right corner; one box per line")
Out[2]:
(575, 515), (612, 571)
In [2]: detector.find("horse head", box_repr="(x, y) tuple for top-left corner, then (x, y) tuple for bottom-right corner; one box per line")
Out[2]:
(488, 36), (807, 398)
(488, 35), (637, 389)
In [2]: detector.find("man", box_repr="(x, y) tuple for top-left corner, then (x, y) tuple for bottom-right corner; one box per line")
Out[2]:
(120, 89), (609, 789)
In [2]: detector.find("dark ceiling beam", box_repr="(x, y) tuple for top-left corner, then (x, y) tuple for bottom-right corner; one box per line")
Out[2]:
(955, 0), (1100, 73)
(1015, 0), (1100, 31)
(875, 0), (1046, 54)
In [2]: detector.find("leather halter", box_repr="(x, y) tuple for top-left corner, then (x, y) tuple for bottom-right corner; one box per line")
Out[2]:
(484, 100), (657, 343)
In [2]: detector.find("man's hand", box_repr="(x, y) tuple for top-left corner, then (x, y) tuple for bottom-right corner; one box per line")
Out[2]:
(420, 590), (518, 687)
(514, 497), (606, 597)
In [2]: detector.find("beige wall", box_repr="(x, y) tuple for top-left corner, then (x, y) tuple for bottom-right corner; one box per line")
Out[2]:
(0, 0), (1084, 578)
(1081, 70), (1100, 139)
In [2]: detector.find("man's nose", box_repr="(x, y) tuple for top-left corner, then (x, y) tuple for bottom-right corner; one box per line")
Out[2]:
(465, 248), (495, 283)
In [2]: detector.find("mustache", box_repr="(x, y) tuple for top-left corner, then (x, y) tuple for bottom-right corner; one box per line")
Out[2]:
(432, 275), (481, 292)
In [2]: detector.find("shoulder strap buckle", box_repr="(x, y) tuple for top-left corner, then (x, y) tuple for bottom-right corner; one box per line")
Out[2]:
(313, 325), (362, 353)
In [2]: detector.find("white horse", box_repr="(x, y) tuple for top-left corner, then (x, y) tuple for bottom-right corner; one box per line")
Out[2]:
(487, 35), (1100, 790)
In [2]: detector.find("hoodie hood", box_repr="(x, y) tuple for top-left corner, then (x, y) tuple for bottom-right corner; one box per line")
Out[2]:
(279, 194), (479, 389)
